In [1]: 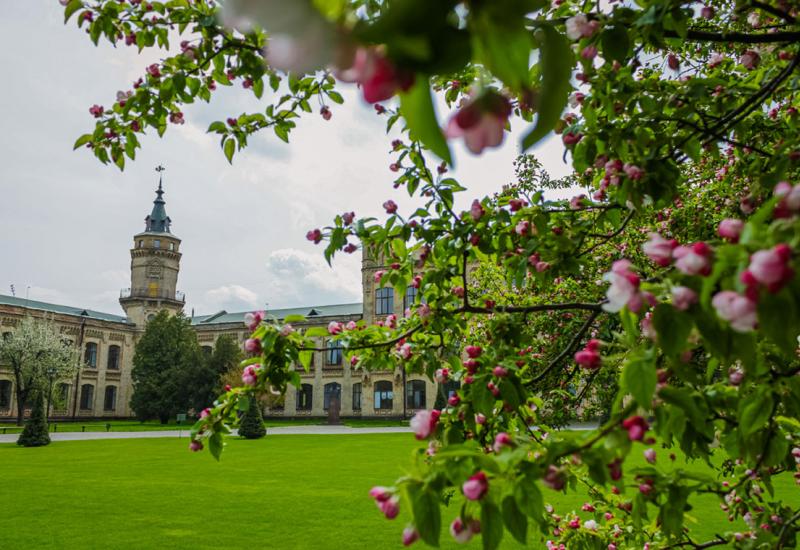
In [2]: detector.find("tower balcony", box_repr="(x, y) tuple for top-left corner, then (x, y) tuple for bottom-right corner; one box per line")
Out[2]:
(120, 287), (186, 303)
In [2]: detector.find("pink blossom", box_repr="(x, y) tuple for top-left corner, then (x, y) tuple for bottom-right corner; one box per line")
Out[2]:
(575, 339), (601, 370)
(169, 111), (185, 125)
(568, 92), (585, 108)
(242, 364), (260, 386)
(378, 497), (400, 519)
(718, 219), (744, 242)
(747, 244), (793, 291)
(673, 242), (713, 276)
(565, 14), (600, 40)
(328, 321), (343, 335)
(644, 448), (657, 464)
(452, 286), (465, 298)
(342, 211), (355, 226)
(410, 409), (440, 440)
(475, 413), (486, 425)
(542, 465), (566, 490)
(493, 432), (513, 453)
(469, 199), (485, 221)
(602, 260), (646, 312)
(740, 50), (760, 70)
(450, 517), (476, 543)
(189, 440), (203, 452)
(708, 53), (725, 68)
(417, 303), (431, 319)
(581, 45), (598, 60)
(445, 91), (512, 155)
(244, 311), (264, 331)
(338, 47), (414, 104)
(244, 338), (261, 353)
(562, 132), (582, 145)
(383, 200), (398, 214)
(515, 220), (531, 236)
(434, 368), (449, 383)
(622, 415), (649, 441)
(146, 63), (161, 78)
(345, 320), (357, 331)
(402, 526), (419, 546)
(623, 163), (644, 181)
(320, 106), (332, 120)
(712, 291), (757, 332)
(729, 366), (744, 385)
(492, 366), (508, 378)
(350, 355), (359, 367)
(642, 232), (678, 267)
(89, 104), (104, 118)
(199, 408), (211, 419)
(465, 345), (482, 358)
(569, 194), (586, 210)
(448, 394), (460, 407)
(671, 286), (698, 311)
(509, 198), (526, 212)
(306, 229), (322, 244)
(385, 314), (397, 329)
(369, 486), (393, 502)
(398, 343), (412, 360)
(701, 5), (715, 19)
(279, 324), (294, 337)
(462, 471), (489, 500)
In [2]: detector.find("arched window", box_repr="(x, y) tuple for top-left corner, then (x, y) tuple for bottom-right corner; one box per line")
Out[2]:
(352, 383), (362, 411)
(0, 380), (12, 410)
(326, 340), (342, 366)
(79, 384), (94, 410)
(84, 342), (98, 368)
(2, 331), (12, 341)
(406, 380), (427, 410)
(103, 386), (117, 411)
(107, 345), (121, 370)
(375, 287), (394, 315)
(374, 381), (394, 410)
(201, 345), (213, 355)
(404, 285), (418, 310)
(324, 383), (341, 411)
(296, 384), (313, 411)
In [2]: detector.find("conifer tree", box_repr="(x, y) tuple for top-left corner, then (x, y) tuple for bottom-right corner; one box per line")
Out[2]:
(17, 391), (50, 447)
(238, 396), (266, 440)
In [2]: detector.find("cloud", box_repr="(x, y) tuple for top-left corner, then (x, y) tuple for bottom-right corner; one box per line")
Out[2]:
(263, 248), (362, 308)
(199, 284), (261, 313)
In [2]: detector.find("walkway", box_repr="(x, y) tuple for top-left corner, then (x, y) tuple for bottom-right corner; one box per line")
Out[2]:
(0, 422), (596, 444)
(0, 425), (412, 444)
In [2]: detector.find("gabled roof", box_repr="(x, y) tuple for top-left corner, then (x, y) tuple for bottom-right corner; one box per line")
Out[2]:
(191, 302), (363, 326)
(0, 294), (131, 324)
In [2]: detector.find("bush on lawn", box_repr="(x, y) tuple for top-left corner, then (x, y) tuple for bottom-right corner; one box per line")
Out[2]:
(239, 397), (266, 440)
(17, 391), (50, 447)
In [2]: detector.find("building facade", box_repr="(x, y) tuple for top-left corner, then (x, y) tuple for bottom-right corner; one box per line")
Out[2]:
(0, 175), (439, 421)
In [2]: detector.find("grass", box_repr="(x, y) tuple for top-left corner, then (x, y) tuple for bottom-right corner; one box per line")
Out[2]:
(0, 417), (408, 434)
(0, 434), (796, 549)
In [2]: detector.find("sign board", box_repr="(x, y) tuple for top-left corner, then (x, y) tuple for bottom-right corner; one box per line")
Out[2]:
(176, 413), (187, 423)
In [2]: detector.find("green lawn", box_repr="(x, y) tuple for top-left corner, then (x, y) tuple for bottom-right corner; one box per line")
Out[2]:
(0, 434), (796, 549)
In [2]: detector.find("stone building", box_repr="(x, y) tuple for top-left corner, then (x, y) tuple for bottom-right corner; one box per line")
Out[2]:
(0, 175), (439, 421)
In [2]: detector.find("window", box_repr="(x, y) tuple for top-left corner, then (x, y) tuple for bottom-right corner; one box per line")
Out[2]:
(138, 240), (143, 248)
(324, 383), (341, 411)
(326, 340), (342, 366)
(375, 287), (394, 315)
(352, 383), (362, 411)
(2, 331), (12, 341)
(404, 285), (418, 311)
(0, 380), (11, 410)
(84, 342), (98, 368)
(79, 384), (94, 410)
(107, 345), (120, 370)
(374, 381), (394, 410)
(153, 239), (161, 248)
(103, 386), (117, 411)
(406, 380), (427, 410)
(296, 384), (313, 411)
(169, 242), (175, 251)
(201, 345), (213, 355)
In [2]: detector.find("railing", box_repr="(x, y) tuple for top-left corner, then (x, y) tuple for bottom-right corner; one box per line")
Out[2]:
(120, 288), (185, 302)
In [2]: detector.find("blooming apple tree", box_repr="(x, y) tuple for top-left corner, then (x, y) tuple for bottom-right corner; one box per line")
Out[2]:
(62, 0), (800, 548)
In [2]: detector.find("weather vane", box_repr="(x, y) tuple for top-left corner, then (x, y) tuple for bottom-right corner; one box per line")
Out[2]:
(155, 165), (165, 173)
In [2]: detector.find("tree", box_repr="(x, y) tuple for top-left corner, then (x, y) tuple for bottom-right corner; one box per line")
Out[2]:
(0, 316), (78, 425)
(130, 311), (204, 423)
(238, 396), (266, 440)
(65, 1), (800, 548)
(17, 391), (50, 447)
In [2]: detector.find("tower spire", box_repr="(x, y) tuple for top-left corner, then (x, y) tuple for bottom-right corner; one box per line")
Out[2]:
(145, 165), (171, 233)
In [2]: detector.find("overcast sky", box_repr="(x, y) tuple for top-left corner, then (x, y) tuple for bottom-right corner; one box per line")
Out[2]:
(0, 2), (571, 317)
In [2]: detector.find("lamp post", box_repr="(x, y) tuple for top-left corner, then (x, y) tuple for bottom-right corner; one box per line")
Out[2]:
(46, 366), (57, 423)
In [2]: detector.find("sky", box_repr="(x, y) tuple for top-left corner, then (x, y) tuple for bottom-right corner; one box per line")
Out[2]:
(0, 2), (571, 317)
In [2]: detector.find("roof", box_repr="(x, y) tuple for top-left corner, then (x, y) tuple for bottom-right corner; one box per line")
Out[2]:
(191, 302), (363, 326)
(0, 293), (131, 324)
(144, 174), (172, 234)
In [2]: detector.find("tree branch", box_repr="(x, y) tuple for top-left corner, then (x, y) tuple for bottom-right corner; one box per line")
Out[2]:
(529, 310), (602, 385)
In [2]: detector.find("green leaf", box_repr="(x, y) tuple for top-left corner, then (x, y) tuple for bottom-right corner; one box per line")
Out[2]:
(652, 303), (692, 356)
(223, 138), (235, 164)
(514, 480), (544, 525)
(283, 314), (306, 323)
(73, 133), (93, 150)
(739, 387), (773, 437)
(622, 355), (656, 408)
(405, 482), (441, 546)
(600, 26), (630, 63)
(757, 288), (800, 356)
(327, 90), (344, 104)
(481, 500), (503, 550)
(208, 430), (223, 461)
(501, 496), (527, 543)
(299, 350), (313, 371)
(521, 26), (572, 150)
(399, 76), (452, 164)
(473, 14), (531, 91)
(64, 0), (83, 22)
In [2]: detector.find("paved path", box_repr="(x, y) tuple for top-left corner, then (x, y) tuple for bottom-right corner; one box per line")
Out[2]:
(0, 422), (597, 444)
(0, 425), (412, 444)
